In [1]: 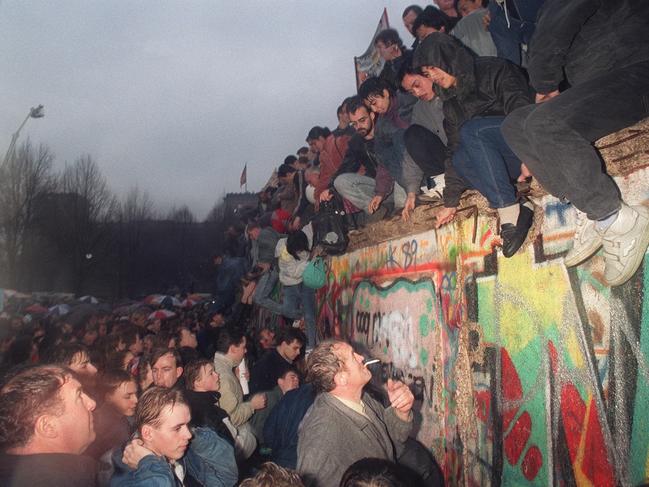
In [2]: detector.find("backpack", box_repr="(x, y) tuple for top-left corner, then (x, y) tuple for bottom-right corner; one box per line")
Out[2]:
(312, 194), (349, 255)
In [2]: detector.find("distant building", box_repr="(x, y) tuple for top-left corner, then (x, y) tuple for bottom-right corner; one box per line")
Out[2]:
(223, 192), (257, 221)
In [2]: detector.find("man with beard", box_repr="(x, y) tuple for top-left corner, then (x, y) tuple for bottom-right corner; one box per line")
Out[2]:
(332, 96), (408, 224)
(0, 365), (98, 486)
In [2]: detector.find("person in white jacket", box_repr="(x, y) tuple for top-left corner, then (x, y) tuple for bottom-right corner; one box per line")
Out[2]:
(275, 228), (318, 349)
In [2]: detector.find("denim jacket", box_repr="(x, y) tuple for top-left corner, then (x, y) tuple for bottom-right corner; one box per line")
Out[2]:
(110, 427), (237, 487)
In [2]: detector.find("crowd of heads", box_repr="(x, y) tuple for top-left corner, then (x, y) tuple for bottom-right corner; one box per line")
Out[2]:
(3, 0), (633, 484)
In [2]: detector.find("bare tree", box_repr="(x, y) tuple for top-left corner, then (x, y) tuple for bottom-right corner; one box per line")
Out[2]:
(0, 140), (55, 288)
(116, 185), (156, 297)
(56, 154), (118, 294)
(167, 205), (195, 224)
(205, 200), (226, 223)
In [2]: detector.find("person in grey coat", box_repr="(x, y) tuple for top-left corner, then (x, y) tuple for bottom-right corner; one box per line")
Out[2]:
(297, 341), (414, 487)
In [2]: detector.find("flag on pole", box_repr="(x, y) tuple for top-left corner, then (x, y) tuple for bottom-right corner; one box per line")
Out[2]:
(354, 9), (390, 89)
(239, 164), (247, 187)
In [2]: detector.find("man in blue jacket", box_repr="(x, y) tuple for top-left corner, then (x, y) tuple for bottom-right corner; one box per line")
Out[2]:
(110, 387), (237, 487)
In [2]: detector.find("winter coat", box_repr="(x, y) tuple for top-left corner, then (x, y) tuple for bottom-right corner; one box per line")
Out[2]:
(274, 238), (308, 286)
(109, 427), (237, 487)
(529, 0), (649, 94)
(0, 453), (97, 487)
(315, 134), (350, 200)
(297, 392), (412, 487)
(263, 384), (316, 469)
(256, 227), (284, 265)
(413, 32), (533, 207)
(183, 390), (235, 445)
(213, 353), (254, 427)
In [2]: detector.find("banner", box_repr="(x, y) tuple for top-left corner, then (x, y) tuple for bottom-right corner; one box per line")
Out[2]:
(354, 8), (390, 89)
(239, 163), (247, 187)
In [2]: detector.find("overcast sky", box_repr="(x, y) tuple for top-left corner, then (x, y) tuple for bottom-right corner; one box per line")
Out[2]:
(0, 1), (421, 219)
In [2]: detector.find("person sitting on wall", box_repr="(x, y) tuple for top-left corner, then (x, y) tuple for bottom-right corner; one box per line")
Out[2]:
(110, 386), (238, 486)
(306, 126), (350, 210)
(333, 96), (408, 223)
(451, 0), (498, 57)
(399, 63), (448, 202)
(0, 365), (98, 487)
(412, 5), (458, 42)
(413, 32), (535, 257)
(402, 5), (424, 49)
(374, 29), (418, 119)
(501, 0), (649, 287)
(358, 77), (438, 221)
(297, 340), (414, 487)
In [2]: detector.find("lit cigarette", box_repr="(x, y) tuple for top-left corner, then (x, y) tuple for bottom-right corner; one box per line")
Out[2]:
(364, 359), (380, 366)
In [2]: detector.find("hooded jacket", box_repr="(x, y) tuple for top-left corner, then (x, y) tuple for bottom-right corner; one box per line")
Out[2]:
(528, 0), (649, 94)
(414, 33), (533, 207)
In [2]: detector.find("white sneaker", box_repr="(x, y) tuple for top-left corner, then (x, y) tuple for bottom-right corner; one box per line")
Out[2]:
(431, 174), (446, 193)
(418, 187), (443, 202)
(600, 204), (649, 286)
(564, 210), (603, 267)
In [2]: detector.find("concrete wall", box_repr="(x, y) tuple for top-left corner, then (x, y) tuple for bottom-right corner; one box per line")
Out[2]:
(318, 167), (649, 486)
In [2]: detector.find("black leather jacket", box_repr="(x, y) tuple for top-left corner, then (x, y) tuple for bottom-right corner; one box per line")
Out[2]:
(414, 33), (534, 207)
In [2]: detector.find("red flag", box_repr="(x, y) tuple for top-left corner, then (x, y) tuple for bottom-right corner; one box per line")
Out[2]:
(239, 164), (247, 187)
(354, 9), (390, 89)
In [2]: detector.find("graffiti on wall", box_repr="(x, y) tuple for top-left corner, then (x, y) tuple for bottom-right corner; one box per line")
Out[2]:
(321, 169), (649, 486)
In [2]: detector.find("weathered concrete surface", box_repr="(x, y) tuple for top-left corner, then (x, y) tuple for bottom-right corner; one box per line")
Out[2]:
(318, 118), (649, 486)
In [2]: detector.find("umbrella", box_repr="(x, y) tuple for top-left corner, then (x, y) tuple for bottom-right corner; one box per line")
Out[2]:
(3, 289), (30, 300)
(187, 293), (210, 302)
(48, 304), (71, 316)
(113, 302), (150, 316)
(25, 303), (48, 314)
(180, 298), (198, 308)
(78, 295), (99, 304)
(144, 294), (182, 307)
(65, 303), (109, 327)
(148, 309), (176, 320)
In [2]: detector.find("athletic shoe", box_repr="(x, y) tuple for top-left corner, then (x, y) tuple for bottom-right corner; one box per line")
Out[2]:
(564, 210), (603, 267)
(601, 204), (649, 286)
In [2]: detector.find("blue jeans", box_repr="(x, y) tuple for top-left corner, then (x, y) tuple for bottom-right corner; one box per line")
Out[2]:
(253, 268), (284, 316)
(283, 284), (317, 348)
(488, 0), (544, 65)
(452, 116), (521, 209)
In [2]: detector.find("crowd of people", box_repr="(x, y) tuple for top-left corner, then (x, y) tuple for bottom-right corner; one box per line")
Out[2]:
(1, 0), (649, 485)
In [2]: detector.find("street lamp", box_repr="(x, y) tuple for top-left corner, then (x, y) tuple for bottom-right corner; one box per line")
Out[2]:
(2, 104), (45, 166)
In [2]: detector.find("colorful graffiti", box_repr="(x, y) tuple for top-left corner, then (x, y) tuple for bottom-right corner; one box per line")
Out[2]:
(319, 171), (649, 486)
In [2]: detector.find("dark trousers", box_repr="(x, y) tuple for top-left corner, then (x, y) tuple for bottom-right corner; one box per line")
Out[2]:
(501, 60), (649, 220)
(405, 124), (446, 178)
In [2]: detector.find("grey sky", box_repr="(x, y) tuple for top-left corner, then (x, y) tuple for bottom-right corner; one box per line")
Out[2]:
(1, 1), (419, 219)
